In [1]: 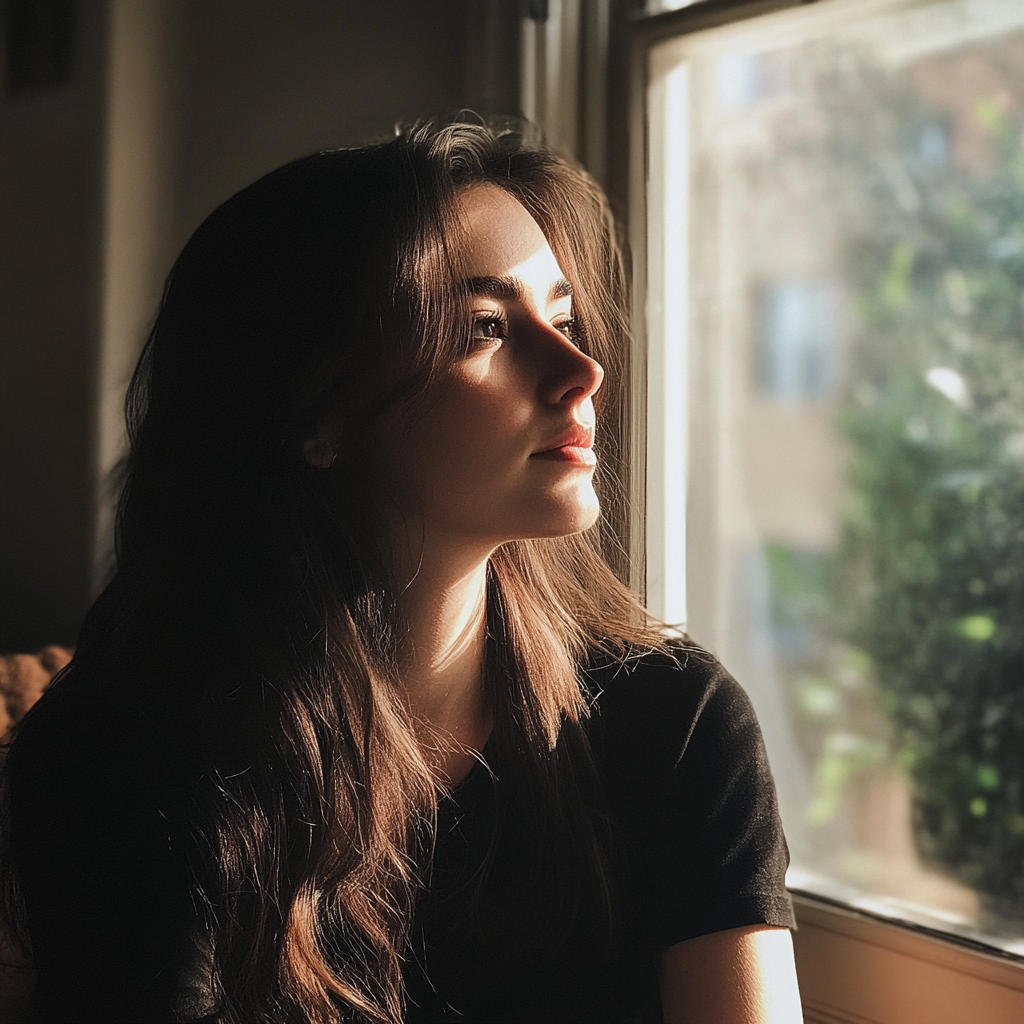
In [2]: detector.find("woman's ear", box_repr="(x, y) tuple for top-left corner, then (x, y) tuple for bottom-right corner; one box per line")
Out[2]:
(301, 408), (345, 468)
(301, 436), (336, 469)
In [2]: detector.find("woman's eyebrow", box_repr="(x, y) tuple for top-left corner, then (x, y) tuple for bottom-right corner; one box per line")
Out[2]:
(549, 278), (574, 302)
(463, 275), (575, 304)
(463, 275), (524, 302)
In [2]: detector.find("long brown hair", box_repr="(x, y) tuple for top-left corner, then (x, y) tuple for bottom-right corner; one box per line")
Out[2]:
(6, 118), (667, 1023)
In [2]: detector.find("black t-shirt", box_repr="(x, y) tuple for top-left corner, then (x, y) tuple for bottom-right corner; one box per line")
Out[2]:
(7, 646), (792, 1023)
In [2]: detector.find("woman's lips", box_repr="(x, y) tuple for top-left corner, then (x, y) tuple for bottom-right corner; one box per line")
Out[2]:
(531, 427), (597, 467)
(532, 446), (597, 466)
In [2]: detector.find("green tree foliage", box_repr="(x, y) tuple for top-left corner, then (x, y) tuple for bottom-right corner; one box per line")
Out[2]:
(826, 59), (1024, 925)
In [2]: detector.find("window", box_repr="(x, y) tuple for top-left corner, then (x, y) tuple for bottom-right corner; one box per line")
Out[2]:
(754, 278), (840, 402)
(639, 0), (1024, 1018)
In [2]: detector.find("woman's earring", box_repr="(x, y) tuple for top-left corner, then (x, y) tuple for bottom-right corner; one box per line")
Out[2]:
(301, 437), (336, 469)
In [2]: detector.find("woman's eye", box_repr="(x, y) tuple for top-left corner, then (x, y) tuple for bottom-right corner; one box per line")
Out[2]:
(554, 315), (582, 344)
(471, 314), (507, 343)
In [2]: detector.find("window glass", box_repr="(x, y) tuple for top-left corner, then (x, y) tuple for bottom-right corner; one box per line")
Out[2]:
(646, 0), (1024, 953)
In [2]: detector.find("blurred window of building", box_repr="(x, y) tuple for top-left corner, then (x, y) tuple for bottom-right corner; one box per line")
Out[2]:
(755, 278), (838, 402)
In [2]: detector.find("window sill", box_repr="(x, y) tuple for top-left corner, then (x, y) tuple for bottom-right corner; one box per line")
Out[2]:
(791, 892), (1024, 1024)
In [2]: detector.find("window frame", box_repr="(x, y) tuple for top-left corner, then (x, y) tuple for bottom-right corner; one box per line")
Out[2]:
(610, 0), (1024, 1018)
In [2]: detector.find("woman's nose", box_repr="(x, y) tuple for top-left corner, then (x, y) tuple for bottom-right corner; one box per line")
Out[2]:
(537, 324), (605, 407)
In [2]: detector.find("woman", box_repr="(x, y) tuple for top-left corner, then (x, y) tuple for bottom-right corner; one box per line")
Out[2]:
(2, 119), (800, 1023)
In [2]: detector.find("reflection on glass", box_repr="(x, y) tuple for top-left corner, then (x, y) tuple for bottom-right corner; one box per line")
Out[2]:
(648, 0), (1024, 952)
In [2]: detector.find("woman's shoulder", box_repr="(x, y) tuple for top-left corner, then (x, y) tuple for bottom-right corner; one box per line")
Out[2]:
(581, 639), (769, 783)
(584, 638), (750, 727)
(582, 642), (794, 947)
(9, 661), (102, 770)
(6, 659), (220, 1023)
(12, 654), (119, 737)
(6, 655), (174, 809)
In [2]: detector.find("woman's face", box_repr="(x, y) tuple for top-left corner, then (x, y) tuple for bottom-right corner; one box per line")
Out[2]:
(376, 184), (605, 555)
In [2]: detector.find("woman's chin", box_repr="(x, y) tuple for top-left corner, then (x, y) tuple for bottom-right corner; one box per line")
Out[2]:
(526, 488), (601, 539)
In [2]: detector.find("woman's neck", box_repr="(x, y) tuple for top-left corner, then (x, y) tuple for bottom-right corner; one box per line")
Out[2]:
(396, 551), (493, 786)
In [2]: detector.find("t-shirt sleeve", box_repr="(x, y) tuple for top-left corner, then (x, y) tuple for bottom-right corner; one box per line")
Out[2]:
(593, 649), (795, 950)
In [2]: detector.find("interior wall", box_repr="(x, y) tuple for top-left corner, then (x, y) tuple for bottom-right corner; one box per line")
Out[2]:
(0, 1), (109, 650)
(95, 0), (180, 592)
(172, 0), (476, 250)
(1, 0), (521, 652)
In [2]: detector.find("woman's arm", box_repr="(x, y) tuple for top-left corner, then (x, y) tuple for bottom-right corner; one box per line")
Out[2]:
(659, 924), (803, 1024)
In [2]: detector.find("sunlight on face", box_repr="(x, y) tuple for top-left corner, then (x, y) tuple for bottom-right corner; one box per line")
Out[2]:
(379, 185), (605, 557)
